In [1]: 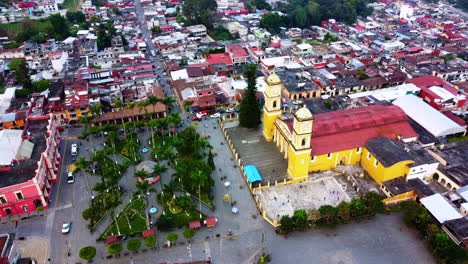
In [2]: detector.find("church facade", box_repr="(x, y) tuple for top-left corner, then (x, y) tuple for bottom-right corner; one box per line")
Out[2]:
(262, 72), (419, 183)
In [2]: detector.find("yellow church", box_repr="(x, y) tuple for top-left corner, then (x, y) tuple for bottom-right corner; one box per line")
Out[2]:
(262, 72), (420, 184)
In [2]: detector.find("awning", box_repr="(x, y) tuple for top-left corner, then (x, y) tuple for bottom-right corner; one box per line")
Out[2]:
(105, 235), (118, 244)
(204, 217), (217, 227)
(189, 220), (201, 229)
(142, 229), (154, 238)
(243, 165), (262, 183)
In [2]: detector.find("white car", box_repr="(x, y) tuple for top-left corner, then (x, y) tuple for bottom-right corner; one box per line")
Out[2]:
(62, 222), (71, 234)
(226, 108), (235, 113)
(67, 172), (75, 184)
(292, 100), (303, 105)
(210, 113), (220, 118)
(71, 144), (78, 156)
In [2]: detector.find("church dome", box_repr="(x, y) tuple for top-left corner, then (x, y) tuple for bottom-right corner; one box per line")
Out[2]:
(266, 72), (282, 85)
(295, 106), (313, 121)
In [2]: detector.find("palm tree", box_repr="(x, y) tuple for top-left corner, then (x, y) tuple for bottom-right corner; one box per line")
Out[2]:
(160, 96), (176, 113)
(147, 119), (158, 148)
(134, 169), (148, 180)
(152, 164), (168, 191)
(168, 113), (182, 136)
(135, 180), (155, 196)
(113, 100), (127, 136)
(90, 103), (103, 118)
(146, 95), (160, 118)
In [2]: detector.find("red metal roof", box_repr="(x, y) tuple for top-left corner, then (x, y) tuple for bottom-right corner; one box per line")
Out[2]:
(189, 220), (201, 229)
(143, 229), (155, 237)
(205, 53), (233, 66)
(283, 105), (417, 156)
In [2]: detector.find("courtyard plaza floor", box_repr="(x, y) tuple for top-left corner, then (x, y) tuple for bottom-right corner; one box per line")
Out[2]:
(255, 175), (353, 222)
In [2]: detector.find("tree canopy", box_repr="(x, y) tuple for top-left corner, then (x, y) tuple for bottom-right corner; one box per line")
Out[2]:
(182, 0), (217, 28)
(239, 64), (261, 129)
(273, 0), (375, 28)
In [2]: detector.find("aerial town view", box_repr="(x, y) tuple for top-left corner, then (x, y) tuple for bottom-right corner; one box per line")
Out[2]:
(0, 0), (467, 263)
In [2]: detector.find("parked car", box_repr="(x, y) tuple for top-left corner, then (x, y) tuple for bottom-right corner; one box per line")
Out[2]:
(71, 144), (78, 156)
(292, 100), (303, 105)
(210, 113), (221, 118)
(67, 172), (75, 184)
(62, 222), (71, 234)
(226, 108), (235, 113)
(191, 116), (201, 121)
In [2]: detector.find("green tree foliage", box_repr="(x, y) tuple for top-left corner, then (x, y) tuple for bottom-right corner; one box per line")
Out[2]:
(292, 209), (309, 230)
(182, 0), (217, 27)
(207, 150), (215, 170)
(317, 205), (339, 227)
(337, 201), (351, 223)
(245, 0), (272, 11)
(9, 59), (33, 90)
(167, 232), (179, 243)
(239, 64), (261, 129)
(175, 127), (208, 156)
(363, 192), (385, 215)
(79, 246), (96, 260)
(66, 11), (86, 23)
(208, 27), (235, 40)
(174, 157), (214, 194)
(349, 197), (366, 219)
(183, 228), (196, 239)
(276, 0), (374, 28)
(144, 235), (157, 247)
(126, 238), (142, 252)
(279, 215), (295, 233)
(33, 80), (51, 92)
(260, 13), (286, 34)
(152, 26), (161, 35)
(97, 21), (116, 50)
(49, 14), (70, 40)
(107, 242), (123, 255)
(356, 68), (368, 80)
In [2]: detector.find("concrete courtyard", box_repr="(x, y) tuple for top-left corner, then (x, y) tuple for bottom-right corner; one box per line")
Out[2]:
(255, 176), (352, 221)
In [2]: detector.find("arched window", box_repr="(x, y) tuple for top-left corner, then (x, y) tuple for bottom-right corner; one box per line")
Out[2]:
(301, 138), (306, 146)
(273, 100), (277, 108)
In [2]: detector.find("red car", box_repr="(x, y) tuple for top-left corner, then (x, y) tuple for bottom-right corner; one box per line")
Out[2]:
(191, 116), (201, 121)
(138, 176), (161, 184)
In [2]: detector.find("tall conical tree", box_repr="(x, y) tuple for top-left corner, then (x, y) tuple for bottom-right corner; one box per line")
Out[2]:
(239, 64), (261, 129)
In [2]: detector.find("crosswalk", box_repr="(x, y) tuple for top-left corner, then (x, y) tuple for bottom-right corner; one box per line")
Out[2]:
(67, 164), (76, 173)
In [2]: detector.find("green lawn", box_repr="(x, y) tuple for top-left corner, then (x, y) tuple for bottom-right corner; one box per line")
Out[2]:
(0, 19), (52, 39)
(99, 198), (148, 240)
(62, 0), (80, 11)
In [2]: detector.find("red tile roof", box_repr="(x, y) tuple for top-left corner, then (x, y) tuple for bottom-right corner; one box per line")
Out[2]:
(408, 75), (461, 100)
(205, 53), (233, 66)
(283, 105), (417, 156)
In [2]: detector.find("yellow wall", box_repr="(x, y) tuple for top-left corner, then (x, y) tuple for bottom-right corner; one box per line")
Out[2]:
(382, 191), (416, 205)
(309, 148), (363, 172)
(263, 110), (281, 141)
(287, 146), (310, 179)
(360, 148), (413, 185)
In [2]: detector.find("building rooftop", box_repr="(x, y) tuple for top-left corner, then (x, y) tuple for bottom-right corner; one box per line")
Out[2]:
(276, 71), (320, 93)
(366, 137), (414, 168)
(444, 217), (468, 242)
(0, 118), (49, 188)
